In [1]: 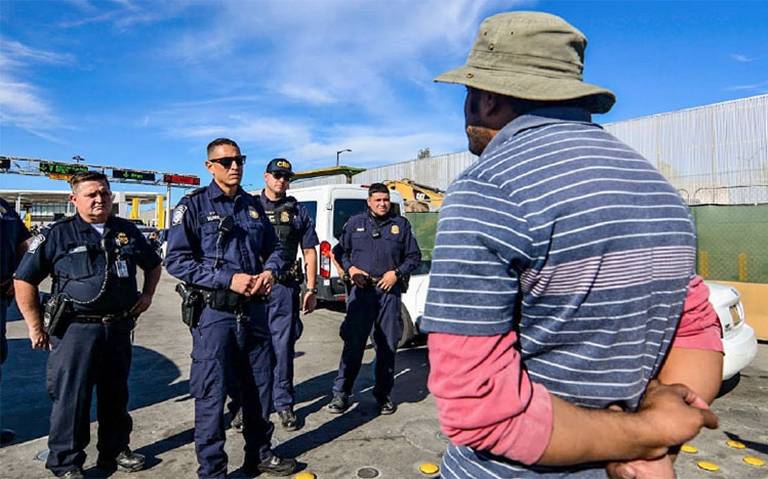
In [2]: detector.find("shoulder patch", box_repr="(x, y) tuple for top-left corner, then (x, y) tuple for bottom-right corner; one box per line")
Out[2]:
(28, 233), (46, 253)
(172, 205), (188, 226)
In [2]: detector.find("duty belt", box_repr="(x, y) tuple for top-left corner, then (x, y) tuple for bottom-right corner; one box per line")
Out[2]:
(72, 311), (136, 324)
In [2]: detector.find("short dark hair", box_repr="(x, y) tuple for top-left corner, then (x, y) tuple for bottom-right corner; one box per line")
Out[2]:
(69, 171), (110, 192)
(368, 183), (389, 197)
(206, 138), (241, 156)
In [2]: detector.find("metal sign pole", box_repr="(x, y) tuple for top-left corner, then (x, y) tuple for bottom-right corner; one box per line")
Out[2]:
(166, 183), (172, 229)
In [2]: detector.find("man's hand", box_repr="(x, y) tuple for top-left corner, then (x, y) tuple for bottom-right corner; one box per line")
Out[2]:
(377, 271), (398, 292)
(605, 403), (675, 479)
(130, 292), (153, 315)
(230, 273), (256, 295)
(635, 381), (718, 458)
(250, 270), (274, 296)
(348, 266), (368, 278)
(29, 325), (49, 350)
(607, 455), (675, 479)
(302, 290), (317, 314)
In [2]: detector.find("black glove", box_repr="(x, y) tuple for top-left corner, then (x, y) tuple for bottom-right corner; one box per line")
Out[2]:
(352, 273), (369, 288)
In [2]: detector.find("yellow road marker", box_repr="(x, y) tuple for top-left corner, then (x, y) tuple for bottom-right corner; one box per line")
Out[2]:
(696, 460), (720, 472)
(294, 472), (317, 479)
(680, 444), (698, 454)
(743, 455), (765, 467)
(726, 439), (746, 449)
(419, 462), (440, 475)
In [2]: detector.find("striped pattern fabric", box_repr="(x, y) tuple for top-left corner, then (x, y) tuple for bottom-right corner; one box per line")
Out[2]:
(421, 108), (696, 478)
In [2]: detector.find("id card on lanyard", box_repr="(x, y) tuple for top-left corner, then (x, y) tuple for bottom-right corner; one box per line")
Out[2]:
(115, 259), (129, 278)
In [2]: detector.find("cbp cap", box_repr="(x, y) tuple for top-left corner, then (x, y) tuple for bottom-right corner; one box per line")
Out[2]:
(266, 158), (294, 176)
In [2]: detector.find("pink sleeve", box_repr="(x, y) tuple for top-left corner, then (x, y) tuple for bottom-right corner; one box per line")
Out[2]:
(427, 331), (553, 465)
(672, 275), (724, 352)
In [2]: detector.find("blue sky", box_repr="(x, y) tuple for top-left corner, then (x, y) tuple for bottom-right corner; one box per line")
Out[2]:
(1, 0), (766, 195)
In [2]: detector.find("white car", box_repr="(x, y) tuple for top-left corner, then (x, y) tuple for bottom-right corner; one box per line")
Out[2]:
(408, 276), (758, 379)
(706, 281), (758, 380)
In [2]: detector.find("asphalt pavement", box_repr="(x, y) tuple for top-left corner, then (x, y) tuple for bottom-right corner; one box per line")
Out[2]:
(1, 273), (766, 478)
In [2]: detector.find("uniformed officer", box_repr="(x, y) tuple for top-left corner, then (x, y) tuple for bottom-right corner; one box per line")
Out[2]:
(13, 172), (162, 479)
(164, 138), (298, 478)
(327, 183), (421, 415)
(0, 196), (31, 445)
(260, 158), (319, 431)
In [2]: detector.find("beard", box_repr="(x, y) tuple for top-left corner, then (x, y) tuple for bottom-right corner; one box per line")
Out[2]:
(466, 125), (497, 156)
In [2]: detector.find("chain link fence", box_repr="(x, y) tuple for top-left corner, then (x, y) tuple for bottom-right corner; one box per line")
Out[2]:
(693, 203), (768, 284)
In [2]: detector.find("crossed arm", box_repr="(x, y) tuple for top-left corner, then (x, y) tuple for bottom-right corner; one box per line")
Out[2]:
(428, 275), (722, 468)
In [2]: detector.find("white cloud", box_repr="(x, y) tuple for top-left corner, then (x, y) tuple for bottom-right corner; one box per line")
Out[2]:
(58, 0), (184, 29)
(725, 80), (768, 91)
(1, 40), (75, 66)
(288, 128), (464, 170)
(163, 0), (529, 116)
(278, 84), (338, 105)
(0, 40), (74, 141)
(730, 53), (755, 63)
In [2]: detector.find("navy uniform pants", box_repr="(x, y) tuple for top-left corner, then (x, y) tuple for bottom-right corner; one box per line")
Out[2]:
(46, 320), (134, 477)
(267, 282), (302, 412)
(332, 285), (402, 399)
(191, 308), (274, 479)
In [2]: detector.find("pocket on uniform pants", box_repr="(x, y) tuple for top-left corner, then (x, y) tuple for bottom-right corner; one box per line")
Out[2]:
(189, 358), (222, 399)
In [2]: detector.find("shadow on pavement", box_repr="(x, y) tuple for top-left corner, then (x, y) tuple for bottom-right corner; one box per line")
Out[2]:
(277, 346), (429, 458)
(0, 338), (186, 444)
(724, 431), (768, 455)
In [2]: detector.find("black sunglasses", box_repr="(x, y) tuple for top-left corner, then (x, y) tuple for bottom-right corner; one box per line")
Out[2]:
(209, 155), (246, 169)
(270, 172), (291, 181)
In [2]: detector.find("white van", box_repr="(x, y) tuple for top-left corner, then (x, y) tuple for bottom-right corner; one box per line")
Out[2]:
(287, 184), (423, 346)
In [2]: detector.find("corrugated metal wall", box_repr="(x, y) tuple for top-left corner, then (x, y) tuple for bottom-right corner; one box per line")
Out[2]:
(293, 94), (768, 204)
(604, 94), (768, 204)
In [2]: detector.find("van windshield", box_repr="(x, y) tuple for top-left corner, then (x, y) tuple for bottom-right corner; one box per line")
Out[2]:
(333, 199), (367, 239)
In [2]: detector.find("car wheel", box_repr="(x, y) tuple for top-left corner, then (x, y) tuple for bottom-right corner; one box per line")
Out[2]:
(398, 304), (415, 349)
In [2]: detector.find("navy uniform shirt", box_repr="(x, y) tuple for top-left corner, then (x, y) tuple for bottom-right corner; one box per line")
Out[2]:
(14, 214), (161, 314)
(0, 197), (31, 288)
(258, 193), (320, 255)
(165, 180), (284, 293)
(338, 211), (421, 279)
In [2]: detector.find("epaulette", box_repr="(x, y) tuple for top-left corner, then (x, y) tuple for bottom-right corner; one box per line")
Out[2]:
(185, 186), (207, 197)
(50, 215), (75, 227)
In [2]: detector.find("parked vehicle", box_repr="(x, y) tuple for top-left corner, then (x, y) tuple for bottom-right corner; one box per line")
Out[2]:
(706, 281), (758, 380)
(287, 184), (423, 347)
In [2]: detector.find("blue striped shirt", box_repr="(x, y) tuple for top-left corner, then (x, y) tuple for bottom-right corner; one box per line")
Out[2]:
(422, 107), (696, 478)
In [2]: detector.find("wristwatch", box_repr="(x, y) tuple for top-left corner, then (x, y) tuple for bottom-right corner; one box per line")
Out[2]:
(307, 287), (318, 294)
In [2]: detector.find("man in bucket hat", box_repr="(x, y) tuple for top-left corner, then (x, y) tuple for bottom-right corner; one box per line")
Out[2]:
(422, 12), (724, 478)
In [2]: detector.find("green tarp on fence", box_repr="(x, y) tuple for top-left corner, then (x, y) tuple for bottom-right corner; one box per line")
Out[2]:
(692, 204), (768, 284)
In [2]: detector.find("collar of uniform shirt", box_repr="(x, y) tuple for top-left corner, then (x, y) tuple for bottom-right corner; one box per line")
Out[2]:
(485, 106), (594, 154)
(207, 179), (244, 200)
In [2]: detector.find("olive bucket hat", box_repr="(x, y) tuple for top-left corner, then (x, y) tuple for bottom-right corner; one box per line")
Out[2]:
(435, 11), (615, 114)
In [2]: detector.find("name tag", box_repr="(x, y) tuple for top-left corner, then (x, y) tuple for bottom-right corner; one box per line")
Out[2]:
(68, 246), (88, 254)
(115, 260), (129, 278)
(356, 227), (365, 232)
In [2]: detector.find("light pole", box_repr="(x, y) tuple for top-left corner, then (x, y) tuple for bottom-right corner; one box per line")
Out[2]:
(336, 148), (351, 167)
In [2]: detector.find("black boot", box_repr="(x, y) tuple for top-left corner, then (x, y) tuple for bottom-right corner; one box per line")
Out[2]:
(278, 408), (299, 431)
(376, 395), (397, 415)
(326, 393), (350, 414)
(97, 448), (145, 472)
(58, 468), (85, 479)
(231, 408), (244, 432)
(243, 455), (298, 477)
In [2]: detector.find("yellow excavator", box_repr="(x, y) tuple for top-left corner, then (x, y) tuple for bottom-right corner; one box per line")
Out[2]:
(384, 179), (445, 212)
